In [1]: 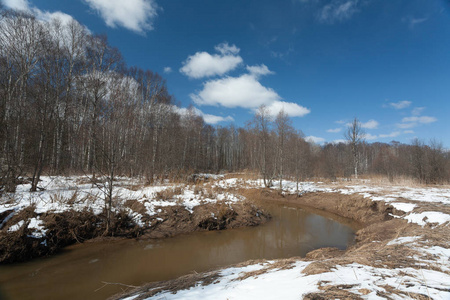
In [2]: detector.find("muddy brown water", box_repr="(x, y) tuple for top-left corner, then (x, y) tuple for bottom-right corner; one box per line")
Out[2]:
(0, 201), (358, 300)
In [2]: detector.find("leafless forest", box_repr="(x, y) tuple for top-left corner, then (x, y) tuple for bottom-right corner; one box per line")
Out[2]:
(1, 11), (449, 194)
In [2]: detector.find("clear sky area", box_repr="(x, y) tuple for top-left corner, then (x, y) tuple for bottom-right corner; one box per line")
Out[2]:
(2, 0), (449, 147)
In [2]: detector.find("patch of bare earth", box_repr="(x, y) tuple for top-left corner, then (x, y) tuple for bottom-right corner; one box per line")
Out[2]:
(136, 201), (270, 239)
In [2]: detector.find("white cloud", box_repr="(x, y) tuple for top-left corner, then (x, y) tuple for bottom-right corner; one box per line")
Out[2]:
(412, 107), (425, 116)
(265, 101), (310, 117)
(202, 113), (234, 125)
(364, 133), (378, 140)
(379, 131), (401, 138)
(403, 16), (428, 28)
(361, 119), (379, 129)
(246, 64), (274, 77)
(2, 0), (30, 11)
(331, 139), (348, 144)
(327, 128), (342, 133)
(191, 74), (280, 108)
(173, 106), (233, 125)
(403, 130), (414, 134)
(397, 122), (417, 129)
(37, 10), (75, 26)
(163, 67), (172, 74)
(306, 136), (325, 144)
(402, 116), (437, 124)
(215, 43), (240, 55)
(388, 100), (411, 109)
(191, 74), (310, 118)
(317, 0), (359, 24)
(185, 43), (309, 118)
(83, 0), (158, 33)
(397, 114), (437, 129)
(180, 43), (243, 79)
(2, 0), (79, 29)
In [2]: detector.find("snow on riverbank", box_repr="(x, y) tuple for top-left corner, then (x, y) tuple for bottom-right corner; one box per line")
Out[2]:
(123, 260), (450, 300)
(120, 177), (450, 300)
(2, 176), (450, 299)
(0, 175), (243, 234)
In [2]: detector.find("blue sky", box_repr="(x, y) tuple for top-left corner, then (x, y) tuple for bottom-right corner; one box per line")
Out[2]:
(3, 0), (450, 147)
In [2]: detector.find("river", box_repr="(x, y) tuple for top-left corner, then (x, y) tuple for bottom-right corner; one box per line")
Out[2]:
(0, 200), (358, 300)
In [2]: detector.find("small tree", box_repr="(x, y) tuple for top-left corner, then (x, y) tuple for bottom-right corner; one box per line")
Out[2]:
(345, 118), (364, 179)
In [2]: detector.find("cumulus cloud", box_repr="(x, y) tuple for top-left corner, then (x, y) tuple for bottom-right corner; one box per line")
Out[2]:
(202, 113), (234, 124)
(163, 67), (172, 74)
(180, 43), (243, 79)
(2, 0), (79, 28)
(246, 64), (274, 77)
(264, 101), (310, 117)
(327, 128), (342, 133)
(388, 100), (411, 109)
(190, 74), (310, 118)
(191, 74), (280, 108)
(306, 136), (325, 144)
(361, 119), (379, 129)
(317, 0), (359, 24)
(185, 43), (310, 118)
(364, 133), (378, 140)
(2, 0), (30, 11)
(83, 0), (158, 33)
(215, 43), (240, 55)
(173, 106), (234, 125)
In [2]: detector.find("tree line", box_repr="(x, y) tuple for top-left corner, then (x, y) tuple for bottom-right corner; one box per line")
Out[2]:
(1, 10), (449, 194)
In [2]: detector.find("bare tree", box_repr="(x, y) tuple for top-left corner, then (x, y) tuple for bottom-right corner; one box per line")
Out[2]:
(345, 118), (365, 179)
(274, 109), (293, 190)
(253, 105), (275, 187)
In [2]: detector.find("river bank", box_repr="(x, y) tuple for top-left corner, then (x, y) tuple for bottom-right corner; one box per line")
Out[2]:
(113, 178), (450, 300)
(0, 175), (270, 264)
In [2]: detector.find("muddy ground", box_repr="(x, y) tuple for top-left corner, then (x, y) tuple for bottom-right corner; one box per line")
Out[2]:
(112, 187), (448, 300)
(0, 201), (270, 264)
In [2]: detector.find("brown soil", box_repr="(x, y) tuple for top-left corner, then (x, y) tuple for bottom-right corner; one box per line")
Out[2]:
(137, 201), (270, 239)
(112, 187), (443, 300)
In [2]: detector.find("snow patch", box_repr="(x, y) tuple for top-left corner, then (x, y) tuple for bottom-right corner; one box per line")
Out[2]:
(406, 212), (450, 227)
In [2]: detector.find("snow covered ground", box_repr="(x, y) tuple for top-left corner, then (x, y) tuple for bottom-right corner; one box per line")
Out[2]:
(120, 177), (450, 300)
(2, 176), (449, 299)
(0, 175), (243, 235)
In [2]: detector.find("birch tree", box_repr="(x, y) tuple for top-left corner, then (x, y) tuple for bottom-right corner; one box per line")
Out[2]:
(345, 118), (364, 179)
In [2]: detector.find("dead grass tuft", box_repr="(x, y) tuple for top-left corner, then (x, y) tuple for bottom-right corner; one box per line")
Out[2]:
(155, 187), (184, 201)
(108, 271), (221, 300)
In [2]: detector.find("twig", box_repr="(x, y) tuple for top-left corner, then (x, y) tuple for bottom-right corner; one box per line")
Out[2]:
(94, 281), (138, 292)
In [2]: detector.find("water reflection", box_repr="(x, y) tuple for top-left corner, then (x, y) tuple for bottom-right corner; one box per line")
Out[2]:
(0, 201), (356, 300)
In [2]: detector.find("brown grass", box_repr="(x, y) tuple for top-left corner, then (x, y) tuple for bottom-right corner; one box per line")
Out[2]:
(108, 270), (221, 300)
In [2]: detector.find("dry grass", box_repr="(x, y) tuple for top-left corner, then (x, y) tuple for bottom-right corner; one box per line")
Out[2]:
(155, 186), (184, 201)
